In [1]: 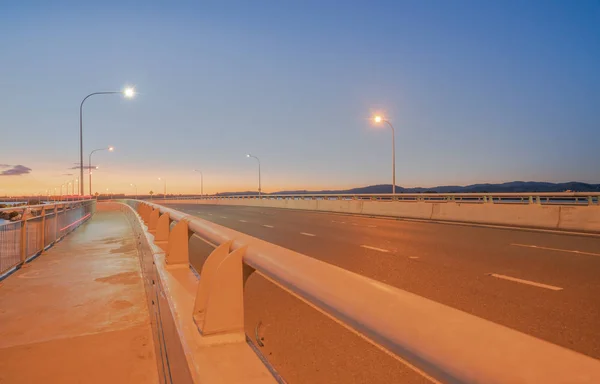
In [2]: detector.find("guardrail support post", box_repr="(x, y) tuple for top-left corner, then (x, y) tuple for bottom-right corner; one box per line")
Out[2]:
(193, 241), (247, 337)
(141, 204), (151, 224)
(148, 209), (160, 233)
(535, 196), (541, 205)
(166, 220), (192, 265)
(155, 213), (170, 251)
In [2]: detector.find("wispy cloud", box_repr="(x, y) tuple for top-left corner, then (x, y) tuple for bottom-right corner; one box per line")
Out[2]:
(0, 165), (32, 176)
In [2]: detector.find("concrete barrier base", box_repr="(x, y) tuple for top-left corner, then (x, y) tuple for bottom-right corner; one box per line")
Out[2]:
(154, 199), (600, 234)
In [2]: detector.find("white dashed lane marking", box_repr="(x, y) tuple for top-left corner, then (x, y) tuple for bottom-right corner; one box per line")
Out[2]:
(361, 245), (390, 253)
(263, 225), (274, 228)
(300, 232), (316, 237)
(487, 273), (563, 291)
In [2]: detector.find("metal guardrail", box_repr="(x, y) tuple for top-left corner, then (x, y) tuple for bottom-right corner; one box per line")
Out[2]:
(0, 200), (96, 278)
(129, 199), (600, 383)
(150, 192), (600, 205)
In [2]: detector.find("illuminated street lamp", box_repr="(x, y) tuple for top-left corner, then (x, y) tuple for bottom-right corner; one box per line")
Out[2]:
(130, 183), (138, 199)
(246, 154), (261, 197)
(158, 177), (166, 198)
(193, 169), (203, 197)
(89, 146), (114, 196)
(79, 87), (135, 195)
(372, 115), (397, 195)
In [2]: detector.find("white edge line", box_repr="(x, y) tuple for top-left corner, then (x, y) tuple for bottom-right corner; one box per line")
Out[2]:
(488, 273), (563, 291)
(511, 243), (600, 257)
(361, 245), (390, 253)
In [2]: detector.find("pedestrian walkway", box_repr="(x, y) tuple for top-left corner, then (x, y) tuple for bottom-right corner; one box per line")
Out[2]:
(0, 210), (159, 384)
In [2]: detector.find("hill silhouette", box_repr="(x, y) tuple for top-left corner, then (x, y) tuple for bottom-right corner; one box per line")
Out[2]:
(214, 181), (600, 196)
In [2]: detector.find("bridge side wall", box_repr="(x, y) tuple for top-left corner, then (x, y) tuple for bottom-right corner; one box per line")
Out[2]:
(153, 199), (600, 233)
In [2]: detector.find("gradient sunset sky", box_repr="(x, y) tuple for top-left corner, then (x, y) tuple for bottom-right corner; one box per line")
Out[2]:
(1, 0), (599, 196)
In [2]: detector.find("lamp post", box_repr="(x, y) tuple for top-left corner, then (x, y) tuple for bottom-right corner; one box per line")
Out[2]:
(89, 146), (114, 196)
(79, 87), (134, 195)
(130, 183), (138, 199)
(193, 169), (203, 197)
(373, 115), (397, 195)
(246, 154), (261, 197)
(158, 177), (166, 198)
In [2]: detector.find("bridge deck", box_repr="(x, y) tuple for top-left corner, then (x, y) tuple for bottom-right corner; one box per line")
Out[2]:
(0, 210), (159, 384)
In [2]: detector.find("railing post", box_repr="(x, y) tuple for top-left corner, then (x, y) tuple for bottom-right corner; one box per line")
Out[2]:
(40, 207), (46, 254)
(19, 214), (27, 264)
(529, 196), (533, 204)
(54, 205), (59, 241)
(193, 241), (247, 337)
(166, 220), (192, 265)
(588, 196), (593, 205)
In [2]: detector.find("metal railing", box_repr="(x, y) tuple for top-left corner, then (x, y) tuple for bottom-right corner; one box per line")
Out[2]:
(127, 199), (600, 383)
(0, 200), (96, 278)
(150, 192), (600, 205)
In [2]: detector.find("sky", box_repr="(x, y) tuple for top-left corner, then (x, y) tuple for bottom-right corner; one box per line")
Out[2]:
(1, 0), (599, 196)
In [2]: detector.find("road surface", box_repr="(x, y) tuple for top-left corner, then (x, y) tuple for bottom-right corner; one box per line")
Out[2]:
(164, 203), (600, 383)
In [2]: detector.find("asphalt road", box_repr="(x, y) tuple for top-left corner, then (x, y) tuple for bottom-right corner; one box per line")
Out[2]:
(165, 203), (600, 383)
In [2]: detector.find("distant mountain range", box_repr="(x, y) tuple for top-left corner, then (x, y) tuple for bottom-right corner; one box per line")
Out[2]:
(216, 181), (600, 195)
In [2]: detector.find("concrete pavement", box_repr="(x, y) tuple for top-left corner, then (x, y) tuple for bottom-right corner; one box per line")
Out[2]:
(166, 203), (600, 383)
(0, 210), (159, 384)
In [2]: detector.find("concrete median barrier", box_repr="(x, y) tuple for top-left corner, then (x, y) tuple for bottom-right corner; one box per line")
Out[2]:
(154, 199), (599, 233)
(431, 202), (562, 229)
(558, 205), (600, 232)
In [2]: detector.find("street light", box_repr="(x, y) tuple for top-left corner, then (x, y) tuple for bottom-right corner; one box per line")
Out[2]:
(79, 87), (134, 195)
(372, 115), (397, 195)
(89, 146), (114, 196)
(158, 177), (166, 198)
(246, 154), (261, 197)
(193, 169), (203, 197)
(130, 183), (138, 199)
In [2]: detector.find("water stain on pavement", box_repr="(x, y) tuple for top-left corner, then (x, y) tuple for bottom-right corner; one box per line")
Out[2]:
(109, 243), (136, 254)
(95, 272), (139, 285)
(111, 299), (134, 310)
(101, 237), (123, 245)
